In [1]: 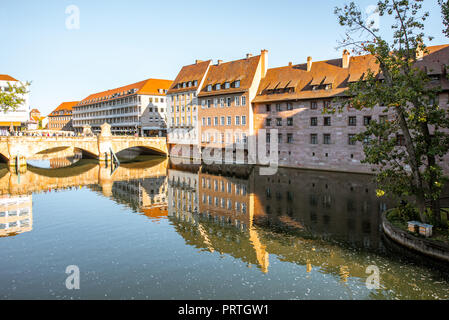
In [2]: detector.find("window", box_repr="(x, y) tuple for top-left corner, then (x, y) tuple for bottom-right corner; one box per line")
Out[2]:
(276, 118), (282, 126)
(266, 118), (271, 126)
(227, 116), (232, 125)
(287, 117), (293, 126)
(266, 133), (271, 143)
(235, 116), (240, 125)
(379, 115), (388, 124)
(242, 116), (246, 125)
(287, 133), (293, 143)
(235, 80), (240, 88)
(202, 118), (206, 126)
(278, 133), (283, 143)
(227, 97), (232, 107)
(363, 116), (372, 126)
(324, 101), (331, 109)
(324, 117), (331, 126)
(214, 117), (219, 126)
(207, 85), (212, 92)
(310, 117), (317, 126)
(207, 117), (211, 126)
(310, 134), (318, 144)
(266, 104), (271, 112)
(220, 98), (224, 107)
(348, 116), (357, 126)
(276, 104), (282, 111)
(225, 82), (230, 89)
(287, 103), (293, 110)
(311, 102), (318, 110)
(235, 96), (240, 106)
(216, 83), (221, 90)
(348, 134), (356, 145)
(242, 96), (246, 106)
(220, 116), (225, 125)
(207, 99), (212, 108)
(323, 134), (331, 144)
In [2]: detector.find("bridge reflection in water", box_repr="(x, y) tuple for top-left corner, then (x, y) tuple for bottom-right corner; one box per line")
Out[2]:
(0, 158), (448, 299)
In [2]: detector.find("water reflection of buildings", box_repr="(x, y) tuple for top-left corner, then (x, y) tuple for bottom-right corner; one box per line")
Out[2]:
(0, 158), (170, 237)
(168, 164), (269, 273)
(252, 168), (389, 250)
(109, 176), (168, 215)
(0, 195), (33, 237)
(168, 164), (390, 274)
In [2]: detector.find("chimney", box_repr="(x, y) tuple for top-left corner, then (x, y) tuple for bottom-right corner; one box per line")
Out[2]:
(342, 49), (350, 68)
(288, 62), (293, 66)
(246, 53), (253, 59)
(307, 56), (312, 72)
(195, 59), (203, 64)
(217, 60), (223, 65)
(261, 49), (268, 77)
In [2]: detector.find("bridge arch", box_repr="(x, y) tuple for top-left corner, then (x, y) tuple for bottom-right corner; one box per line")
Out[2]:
(0, 152), (9, 163)
(27, 145), (99, 160)
(114, 145), (167, 157)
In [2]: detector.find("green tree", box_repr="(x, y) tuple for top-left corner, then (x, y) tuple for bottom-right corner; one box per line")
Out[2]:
(0, 81), (30, 113)
(332, 0), (449, 225)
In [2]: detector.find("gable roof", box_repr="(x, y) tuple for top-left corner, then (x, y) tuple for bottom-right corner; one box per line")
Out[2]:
(254, 44), (449, 103)
(167, 60), (212, 94)
(0, 74), (18, 82)
(77, 78), (173, 105)
(198, 55), (261, 97)
(49, 101), (79, 117)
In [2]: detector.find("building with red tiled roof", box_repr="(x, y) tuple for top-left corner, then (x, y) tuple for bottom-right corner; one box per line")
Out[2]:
(27, 108), (48, 130)
(252, 44), (449, 173)
(48, 101), (78, 131)
(0, 74), (29, 132)
(196, 50), (268, 161)
(166, 60), (212, 157)
(73, 78), (172, 135)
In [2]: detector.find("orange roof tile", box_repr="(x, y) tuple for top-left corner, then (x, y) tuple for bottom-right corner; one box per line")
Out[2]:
(254, 44), (449, 103)
(0, 74), (18, 82)
(167, 60), (212, 94)
(48, 101), (79, 117)
(198, 55), (261, 97)
(77, 78), (172, 105)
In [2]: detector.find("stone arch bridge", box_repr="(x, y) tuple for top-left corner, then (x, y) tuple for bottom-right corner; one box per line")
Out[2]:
(0, 124), (167, 171)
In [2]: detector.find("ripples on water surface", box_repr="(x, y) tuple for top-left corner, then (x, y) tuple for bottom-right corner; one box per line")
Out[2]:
(0, 156), (448, 299)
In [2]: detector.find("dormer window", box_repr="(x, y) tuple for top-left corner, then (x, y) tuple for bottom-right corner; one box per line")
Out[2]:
(225, 82), (230, 89)
(215, 83), (221, 90)
(312, 85), (319, 91)
(429, 75), (440, 82)
(207, 85), (212, 92)
(188, 81), (192, 87)
(182, 82), (186, 88)
(235, 80), (240, 88)
(193, 80), (198, 86)
(325, 84), (332, 90)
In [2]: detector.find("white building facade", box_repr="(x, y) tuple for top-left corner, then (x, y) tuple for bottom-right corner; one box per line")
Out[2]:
(0, 75), (29, 132)
(72, 78), (172, 136)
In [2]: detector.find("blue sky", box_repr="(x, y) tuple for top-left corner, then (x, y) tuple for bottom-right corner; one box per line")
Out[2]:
(0, 0), (447, 115)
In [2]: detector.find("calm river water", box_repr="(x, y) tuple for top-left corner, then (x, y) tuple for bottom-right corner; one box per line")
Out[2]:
(0, 154), (448, 299)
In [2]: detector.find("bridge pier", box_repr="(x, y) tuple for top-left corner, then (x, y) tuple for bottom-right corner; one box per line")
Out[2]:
(8, 156), (27, 174)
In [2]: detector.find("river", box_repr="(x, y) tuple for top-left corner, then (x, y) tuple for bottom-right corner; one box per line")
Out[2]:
(0, 154), (448, 299)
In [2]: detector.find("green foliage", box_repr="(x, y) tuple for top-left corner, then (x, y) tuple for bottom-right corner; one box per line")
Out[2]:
(0, 81), (30, 113)
(333, 0), (449, 225)
(389, 204), (419, 223)
(440, 0), (449, 37)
